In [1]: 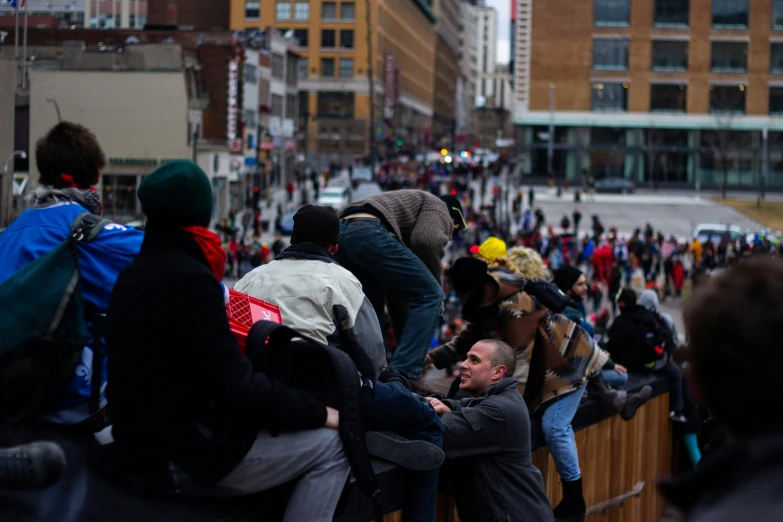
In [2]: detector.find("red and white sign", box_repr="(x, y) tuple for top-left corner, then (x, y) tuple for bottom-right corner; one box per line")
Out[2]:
(227, 58), (240, 141)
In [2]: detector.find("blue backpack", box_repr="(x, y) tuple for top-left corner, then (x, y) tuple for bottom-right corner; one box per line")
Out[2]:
(0, 212), (109, 422)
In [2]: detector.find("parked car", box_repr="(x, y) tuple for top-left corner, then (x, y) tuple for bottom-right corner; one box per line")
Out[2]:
(351, 167), (374, 183)
(317, 186), (351, 210)
(594, 178), (635, 194)
(279, 209), (297, 235)
(351, 182), (383, 201)
(691, 223), (744, 244)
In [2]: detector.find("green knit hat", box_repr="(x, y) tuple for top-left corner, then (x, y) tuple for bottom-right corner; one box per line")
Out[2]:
(138, 160), (213, 227)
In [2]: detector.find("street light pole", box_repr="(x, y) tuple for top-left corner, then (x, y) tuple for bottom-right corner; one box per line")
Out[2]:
(547, 83), (558, 196)
(46, 98), (62, 122)
(365, 0), (376, 169)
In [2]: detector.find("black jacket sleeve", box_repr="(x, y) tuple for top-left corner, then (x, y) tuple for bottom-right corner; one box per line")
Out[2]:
(175, 272), (327, 431)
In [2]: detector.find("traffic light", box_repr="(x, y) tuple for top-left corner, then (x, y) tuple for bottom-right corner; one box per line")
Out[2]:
(396, 139), (404, 147)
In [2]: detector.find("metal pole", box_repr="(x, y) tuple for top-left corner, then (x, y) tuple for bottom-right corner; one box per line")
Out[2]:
(365, 0), (376, 169)
(21, 0), (27, 89)
(761, 127), (769, 203)
(111, 0), (116, 27)
(46, 98), (62, 122)
(14, 0), (19, 58)
(547, 83), (556, 194)
(134, 0), (139, 28)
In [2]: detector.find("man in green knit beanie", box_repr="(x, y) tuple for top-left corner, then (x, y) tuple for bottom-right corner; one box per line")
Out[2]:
(137, 160), (213, 228)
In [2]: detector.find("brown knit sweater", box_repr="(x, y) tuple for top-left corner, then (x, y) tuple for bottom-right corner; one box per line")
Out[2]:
(340, 190), (452, 281)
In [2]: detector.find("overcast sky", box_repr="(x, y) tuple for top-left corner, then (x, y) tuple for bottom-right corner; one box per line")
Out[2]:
(485, 0), (510, 65)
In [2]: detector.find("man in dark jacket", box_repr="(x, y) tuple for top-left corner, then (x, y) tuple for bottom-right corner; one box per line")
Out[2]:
(427, 339), (553, 522)
(101, 161), (348, 522)
(659, 257), (783, 522)
(337, 190), (466, 389)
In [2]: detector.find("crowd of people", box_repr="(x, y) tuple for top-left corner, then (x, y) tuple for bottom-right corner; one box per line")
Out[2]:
(1, 121), (783, 522)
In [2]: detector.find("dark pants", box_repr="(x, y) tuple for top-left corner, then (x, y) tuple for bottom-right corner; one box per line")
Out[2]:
(337, 218), (443, 379)
(658, 359), (684, 412)
(363, 381), (442, 522)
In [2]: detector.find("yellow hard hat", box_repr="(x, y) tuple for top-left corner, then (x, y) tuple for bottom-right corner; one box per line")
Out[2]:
(478, 236), (507, 261)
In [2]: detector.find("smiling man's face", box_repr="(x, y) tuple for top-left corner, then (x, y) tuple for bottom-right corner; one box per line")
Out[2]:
(459, 342), (502, 397)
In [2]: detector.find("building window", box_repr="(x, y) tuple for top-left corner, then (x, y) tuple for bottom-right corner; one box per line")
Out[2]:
(245, 63), (258, 84)
(340, 29), (354, 49)
(276, 1), (291, 20)
(286, 94), (298, 119)
(592, 39), (629, 71)
(272, 54), (285, 78)
(594, 0), (630, 26)
(321, 58), (335, 76)
(244, 109), (257, 129)
(770, 87), (783, 114)
(294, 2), (309, 21)
(651, 41), (688, 71)
(339, 58), (354, 77)
(772, 43), (783, 73)
(317, 92), (355, 118)
(287, 57), (298, 86)
(591, 82), (628, 112)
(322, 2), (337, 20)
(713, 0), (748, 28)
(650, 84), (687, 112)
(654, 0), (689, 26)
(293, 28), (308, 47)
(272, 94), (284, 117)
(709, 84), (746, 113)
(245, 0), (260, 19)
(298, 58), (309, 78)
(321, 29), (336, 48)
(774, 0), (783, 29)
(341, 2), (355, 20)
(711, 42), (748, 73)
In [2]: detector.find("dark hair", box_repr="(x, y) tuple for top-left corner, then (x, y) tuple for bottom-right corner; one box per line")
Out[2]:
(35, 121), (106, 188)
(684, 258), (783, 438)
(481, 339), (517, 377)
(616, 288), (637, 306)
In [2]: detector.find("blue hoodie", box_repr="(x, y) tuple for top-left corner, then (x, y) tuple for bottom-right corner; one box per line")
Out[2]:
(0, 202), (144, 424)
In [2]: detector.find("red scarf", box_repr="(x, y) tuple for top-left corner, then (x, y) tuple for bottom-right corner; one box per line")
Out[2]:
(183, 226), (227, 282)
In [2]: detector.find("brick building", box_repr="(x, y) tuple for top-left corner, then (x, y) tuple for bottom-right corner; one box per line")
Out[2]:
(513, 0), (783, 189)
(146, 0), (228, 30)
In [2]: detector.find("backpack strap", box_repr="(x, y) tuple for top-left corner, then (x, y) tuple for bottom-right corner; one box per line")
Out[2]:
(70, 212), (110, 244)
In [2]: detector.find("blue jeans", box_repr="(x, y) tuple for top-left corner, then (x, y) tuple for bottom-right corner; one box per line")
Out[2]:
(362, 381), (443, 522)
(337, 219), (443, 379)
(601, 368), (629, 388)
(541, 384), (586, 482)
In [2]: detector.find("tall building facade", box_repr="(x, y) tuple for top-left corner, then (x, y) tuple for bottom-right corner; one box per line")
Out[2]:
(513, 0), (783, 189)
(476, 5), (497, 106)
(230, 0), (438, 164)
(0, 0), (147, 29)
(431, 0), (461, 148)
(456, 0), (479, 144)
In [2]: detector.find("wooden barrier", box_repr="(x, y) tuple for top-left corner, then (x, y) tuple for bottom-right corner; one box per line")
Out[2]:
(382, 393), (671, 522)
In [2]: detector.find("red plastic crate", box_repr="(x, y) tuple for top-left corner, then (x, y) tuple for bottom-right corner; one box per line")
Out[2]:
(226, 289), (283, 352)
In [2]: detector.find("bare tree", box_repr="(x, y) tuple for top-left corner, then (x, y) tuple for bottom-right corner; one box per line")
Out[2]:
(708, 86), (743, 200)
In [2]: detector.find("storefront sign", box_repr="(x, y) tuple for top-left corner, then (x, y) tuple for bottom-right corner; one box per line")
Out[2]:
(108, 158), (158, 166)
(227, 57), (240, 141)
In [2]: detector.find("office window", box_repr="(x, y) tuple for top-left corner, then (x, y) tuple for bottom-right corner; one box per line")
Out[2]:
(272, 94), (284, 117)
(294, 2), (309, 21)
(286, 57), (298, 87)
(711, 42), (747, 73)
(772, 43), (783, 73)
(713, 0), (748, 27)
(594, 0), (630, 26)
(245, 0), (260, 19)
(651, 41), (688, 71)
(244, 109), (257, 129)
(654, 0), (689, 26)
(340, 29), (354, 49)
(276, 1), (291, 20)
(245, 63), (258, 84)
(321, 29), (336, 48)
(339, 58), (354, 77)
(293, 28), (308, 47)
(770, 87), (783, 114)
(774, 0), (783, 29)
(286, 94), (298, 119)
(298, 58), (308, 78)
(321, 58), (335, 76)
(341, 2), (355, 20)
(650, 84), (687, 112)
(709, 84), (746, 113)
(322, 2), (337, 20)
(593, 39), (629, 71)
(272, 54), (285, 78)
(317, 92), (355, 118)
(592, 82), (628, 112)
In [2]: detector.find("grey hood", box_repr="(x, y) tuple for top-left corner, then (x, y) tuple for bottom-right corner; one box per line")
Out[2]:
(638, 289), (660, 313)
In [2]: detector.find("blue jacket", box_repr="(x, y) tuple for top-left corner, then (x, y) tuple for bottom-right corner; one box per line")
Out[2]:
(0, 202), (143, 424)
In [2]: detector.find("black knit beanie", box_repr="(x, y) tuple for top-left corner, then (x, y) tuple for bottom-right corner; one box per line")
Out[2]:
(448, 256), (490, 294)
(553, 264), (583, 293)
(291, 204), (340, 245)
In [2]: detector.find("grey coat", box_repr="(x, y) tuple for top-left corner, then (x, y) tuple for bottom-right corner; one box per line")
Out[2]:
(441, 378), (554, 522)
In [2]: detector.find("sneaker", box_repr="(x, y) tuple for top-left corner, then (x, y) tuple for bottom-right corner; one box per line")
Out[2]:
(0, 442), (66, 490)
(365, 431), (444, 471)
(620, 385), (653, 421)
(670, 411), (688, 423)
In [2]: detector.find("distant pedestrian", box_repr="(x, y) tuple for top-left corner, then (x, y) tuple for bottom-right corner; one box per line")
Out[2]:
(573, 209), (582, 238)
(528, 186), (535, 208)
